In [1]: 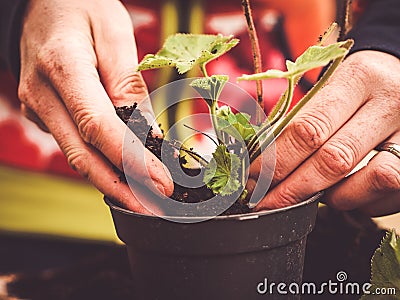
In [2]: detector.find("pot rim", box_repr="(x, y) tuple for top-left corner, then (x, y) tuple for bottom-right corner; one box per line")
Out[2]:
(105, 191), (322, 222)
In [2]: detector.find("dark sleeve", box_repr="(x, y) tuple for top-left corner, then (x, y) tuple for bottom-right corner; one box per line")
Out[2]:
(0, 0), (28, 78)
(346, 0), (400, 58)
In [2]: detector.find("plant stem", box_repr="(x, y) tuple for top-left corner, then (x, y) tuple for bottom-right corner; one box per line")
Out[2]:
(183, 124), (218, 146)
(198, 63), (224, 143)
(242, 0), (264, 125)
(221, 131), (230, 145)
(337, 1), (352, 41)
(266, 72), (303, 124)
(269, 78), (295, 124)
(201, 63), (209, 77)
(170, 140), (209, 167)
(249, 39), (354, 163)
(266, 89), (289, 124)
(247, 77), (294, 155)
(318, 22), (338, 46)
(241, 152), (247, 189)
(248, 77), (294, 157)
(247, 125), (272, 156)
(210, 101), (223, 143)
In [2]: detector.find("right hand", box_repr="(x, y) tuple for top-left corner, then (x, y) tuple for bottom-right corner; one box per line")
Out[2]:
(18, 0), (174, 213)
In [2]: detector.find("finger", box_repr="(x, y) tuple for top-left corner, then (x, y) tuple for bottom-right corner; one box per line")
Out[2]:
(89, 1), (159, 132)
(250, 52), (373, 185)
(35, 36), (173, 197)
(90, 1), (141, 104)
(256, 96), (400, 210)
(246, 144), (276, 205)
(245, 178), (257, 196)
(324, 133), (400, 215)
(360, 191), (400, 217)
(19, 76), (153, 213)
(20, 103), (50, 132)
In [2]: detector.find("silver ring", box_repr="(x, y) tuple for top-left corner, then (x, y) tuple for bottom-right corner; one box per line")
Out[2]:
(375, 142), (400, 159)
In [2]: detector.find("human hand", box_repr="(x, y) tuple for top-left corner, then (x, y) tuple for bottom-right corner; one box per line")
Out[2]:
(249, 50), (400, 216)
(17, 0), (174, 213)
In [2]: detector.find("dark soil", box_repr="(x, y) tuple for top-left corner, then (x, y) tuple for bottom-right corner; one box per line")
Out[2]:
(115, 104), (250, 215)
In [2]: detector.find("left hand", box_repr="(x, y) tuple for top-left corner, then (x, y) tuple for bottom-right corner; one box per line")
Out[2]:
(249, 50), (400, 217)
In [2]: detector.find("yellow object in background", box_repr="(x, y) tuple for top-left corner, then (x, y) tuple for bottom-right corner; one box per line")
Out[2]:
(0, 165), (120, 243)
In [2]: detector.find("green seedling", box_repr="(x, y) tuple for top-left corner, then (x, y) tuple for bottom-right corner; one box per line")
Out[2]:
(137, 16), (353, 204)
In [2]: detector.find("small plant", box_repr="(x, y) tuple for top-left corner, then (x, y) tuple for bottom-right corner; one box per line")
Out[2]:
(136, 4), (353, 208)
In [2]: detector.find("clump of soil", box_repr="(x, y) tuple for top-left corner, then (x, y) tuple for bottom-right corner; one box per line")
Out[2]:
(115, 104), (250, 215)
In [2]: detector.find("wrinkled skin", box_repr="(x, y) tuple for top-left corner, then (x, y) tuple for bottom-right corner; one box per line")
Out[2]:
(250, 50), (400, 217)
(18, 0), (174, 213)
(17, 0), (400, 217)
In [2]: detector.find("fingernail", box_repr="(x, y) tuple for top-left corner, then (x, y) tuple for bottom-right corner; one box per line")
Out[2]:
(154, 181), (166, 196)
(145, 179), (166, 196)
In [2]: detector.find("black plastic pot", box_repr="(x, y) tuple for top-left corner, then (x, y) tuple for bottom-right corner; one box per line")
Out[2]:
(105, 193), (321, 300)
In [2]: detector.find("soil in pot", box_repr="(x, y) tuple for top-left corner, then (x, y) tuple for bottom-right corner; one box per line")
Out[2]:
(115, 104), (250, 215)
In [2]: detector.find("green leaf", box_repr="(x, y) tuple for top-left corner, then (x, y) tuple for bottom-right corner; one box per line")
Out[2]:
(190, 75), (229, 106)
(361, 229), (400, 299)
(216, 105), (258, 142)
(238, 41), (349, 81)
(137, 34), (239, 74)
(203, 144), (241, 196)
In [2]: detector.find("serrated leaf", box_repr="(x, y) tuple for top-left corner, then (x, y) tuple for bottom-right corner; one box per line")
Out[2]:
(238, 41), (349, 81)
(203, 144), (241, 196)
(216, 105), (258, 142)
(137, 34), (239, 74)
(361, 229), (400, 299)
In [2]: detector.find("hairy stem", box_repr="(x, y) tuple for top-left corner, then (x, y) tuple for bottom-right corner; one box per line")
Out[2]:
(242, 0), (264, 124)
